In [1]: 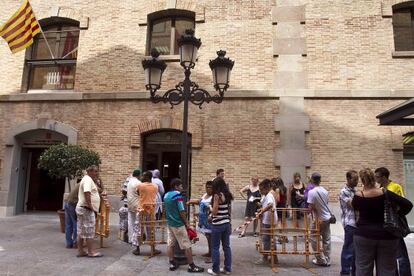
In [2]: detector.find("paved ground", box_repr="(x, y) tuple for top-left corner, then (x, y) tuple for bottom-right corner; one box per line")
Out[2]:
(1, 212), (414, 276)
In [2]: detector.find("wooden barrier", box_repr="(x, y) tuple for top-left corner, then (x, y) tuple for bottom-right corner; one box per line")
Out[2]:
(138, 204), (167, 257)
(95, 198), (111, 248)
(255, 208), (321, 273)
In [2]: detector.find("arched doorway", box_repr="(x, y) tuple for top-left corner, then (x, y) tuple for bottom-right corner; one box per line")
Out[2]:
(15, 130), (68, 213)
(142, 129), (192, 194)
(1, 119), (78, 216)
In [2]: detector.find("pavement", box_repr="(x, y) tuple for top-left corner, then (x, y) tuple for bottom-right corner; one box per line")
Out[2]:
(1, 212), (414, 276)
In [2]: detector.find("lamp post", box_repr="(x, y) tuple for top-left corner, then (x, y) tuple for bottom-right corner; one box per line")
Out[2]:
(142, 29), (234, 199)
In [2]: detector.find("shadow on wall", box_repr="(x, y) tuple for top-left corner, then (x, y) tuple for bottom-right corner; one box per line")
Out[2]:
(73, 45), (221, 93)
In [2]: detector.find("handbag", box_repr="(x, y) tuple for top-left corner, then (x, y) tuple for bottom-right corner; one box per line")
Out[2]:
(383, 189), (411, 238)
(315, 190), (336, 224)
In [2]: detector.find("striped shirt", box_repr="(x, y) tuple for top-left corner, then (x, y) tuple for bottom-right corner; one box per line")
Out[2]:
(212, 202), (231, 225)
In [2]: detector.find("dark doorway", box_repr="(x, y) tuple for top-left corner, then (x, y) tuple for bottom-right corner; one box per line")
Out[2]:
(25, 148), (65, 211)
(142, 129), (191, 193)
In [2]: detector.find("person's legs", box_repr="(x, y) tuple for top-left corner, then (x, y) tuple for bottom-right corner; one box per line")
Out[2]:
(239, 217), (250, 237)
(320, 221), (331, 264)
(65, 203), (73, 247)
(311, 220), (327, 265)
(354, 235), (376, 276)
(221, 223), (232, 272)
(204, 233), (212, 257)
(262, 223), (270, 262)
(253, 219), (258, 235)
(340, 225), (356, 275)
(128, 211), (136, 244)
(396, 238), (412, 276)
(375, 239), (399, 276)
(211, 225), (222, 273)
(67, 203), (77, 246)
(75, 206), (87, 256)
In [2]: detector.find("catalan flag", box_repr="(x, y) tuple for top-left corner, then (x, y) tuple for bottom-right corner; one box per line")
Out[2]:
(0, 0), (40, 54)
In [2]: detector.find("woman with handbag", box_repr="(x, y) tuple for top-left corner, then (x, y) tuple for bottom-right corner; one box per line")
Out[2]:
(352, 168), (413, 276)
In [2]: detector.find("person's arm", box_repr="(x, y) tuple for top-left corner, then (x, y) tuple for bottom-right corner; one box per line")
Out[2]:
(211, 194), (220, 216)
(287, 184), (293, 207)
(274, 189), (281, 203)
(84, 192), (93, 210)
(387, 190), (413, 216)
(187, 198), (201, 205)
(179, 210), (190, 229)
(239, 185), (249, 200)
(158, 182), (165, 197)
(176, 196), (190, 228)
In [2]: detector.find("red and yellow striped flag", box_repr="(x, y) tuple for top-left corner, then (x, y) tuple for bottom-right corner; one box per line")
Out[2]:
(0, 0), (40, 54)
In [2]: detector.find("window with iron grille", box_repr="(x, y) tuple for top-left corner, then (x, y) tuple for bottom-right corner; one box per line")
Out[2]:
(393, 2), (414, 51)
(24, 18), (79, 91)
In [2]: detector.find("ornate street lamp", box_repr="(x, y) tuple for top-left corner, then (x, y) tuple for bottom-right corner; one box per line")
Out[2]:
(142, 29), (234, 199)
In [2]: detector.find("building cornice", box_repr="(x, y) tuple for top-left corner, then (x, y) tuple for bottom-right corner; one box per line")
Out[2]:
(0, 89), (412, 102)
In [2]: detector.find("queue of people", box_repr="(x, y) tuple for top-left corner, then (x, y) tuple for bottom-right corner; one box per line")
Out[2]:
(63, 165), (412, 276)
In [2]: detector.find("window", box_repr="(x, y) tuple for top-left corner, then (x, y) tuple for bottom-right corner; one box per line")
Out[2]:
(147, 10), (195, 55)
(393, 2), (414, 51)
(24, 18), (80, 91)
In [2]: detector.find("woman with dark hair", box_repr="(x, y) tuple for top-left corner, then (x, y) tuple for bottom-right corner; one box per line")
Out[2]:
(207, 178), (233, 275)
(352, 168), (413, 276)
(271, 177), (287, 219)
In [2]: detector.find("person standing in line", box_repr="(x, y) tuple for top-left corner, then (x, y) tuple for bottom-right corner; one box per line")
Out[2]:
(352, 168), (412, 276)
(255, 179), (278, 265)
(152, 169), (165, 220)
(215, 168), (225, 180)
(76, 165), (102, 258)
(288, 172), (306, 212)
(164, 178), (204, 273)
(208, 177), (233, 276)
(188, 181), (213, 261)
(239, 176), (261, 237)
(304, 174), (318, 207)
(127, 169), (141, 251)
(375, 167), (412, 276)
(307, 172), (331, 267)
(132, 171), (160, 255)
(339, 170), (358, 276)
(65, 181), (80, 248)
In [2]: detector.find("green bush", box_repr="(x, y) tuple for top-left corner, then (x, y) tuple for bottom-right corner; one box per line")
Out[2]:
(38, 143), (101, 180)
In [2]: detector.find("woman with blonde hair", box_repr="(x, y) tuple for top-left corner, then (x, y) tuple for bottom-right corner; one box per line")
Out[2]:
(352, 168), (412, 276)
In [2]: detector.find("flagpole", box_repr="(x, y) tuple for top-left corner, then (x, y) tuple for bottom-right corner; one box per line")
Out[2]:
(28, 0), (55, 59)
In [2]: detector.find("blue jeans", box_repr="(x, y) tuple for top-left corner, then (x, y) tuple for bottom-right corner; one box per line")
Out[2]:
(65, 202), (77, 247)
(211, 223), (232, 273)
(397, 238), (412, 276)
(340, 225), (356, 275)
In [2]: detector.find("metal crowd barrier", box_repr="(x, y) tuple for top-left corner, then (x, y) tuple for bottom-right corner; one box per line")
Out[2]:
(95, 198), (111, 248)
(255, 208), (321, 273)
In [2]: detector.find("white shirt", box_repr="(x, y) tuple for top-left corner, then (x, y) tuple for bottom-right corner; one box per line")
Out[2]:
(127, 177), (141, 212)
(152, 177), (165, 212)
(261, 192), (278, 225)
(77, 175), (100, 212)
(307, 186), (331, 222)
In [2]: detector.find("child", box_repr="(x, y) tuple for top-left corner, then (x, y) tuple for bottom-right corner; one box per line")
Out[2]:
(118, 203), (129, 242)
(255, 179), (278, 265)
(188, 181), (213, 260)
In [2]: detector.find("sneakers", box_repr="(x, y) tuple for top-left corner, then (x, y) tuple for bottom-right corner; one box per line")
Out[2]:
(187, 264), (204, 273)
(312, 258), (330, 267)
(220, 267), (231, 275)
(207, 268), (218, 275)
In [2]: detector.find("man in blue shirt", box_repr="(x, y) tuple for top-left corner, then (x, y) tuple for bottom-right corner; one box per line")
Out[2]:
(164, 178), (203, 273)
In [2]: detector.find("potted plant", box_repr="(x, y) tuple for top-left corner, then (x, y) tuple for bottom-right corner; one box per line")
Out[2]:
(38, 143), (101, 232)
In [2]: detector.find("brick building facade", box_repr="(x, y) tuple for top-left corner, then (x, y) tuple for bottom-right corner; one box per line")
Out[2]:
(0, 0), (413, 219)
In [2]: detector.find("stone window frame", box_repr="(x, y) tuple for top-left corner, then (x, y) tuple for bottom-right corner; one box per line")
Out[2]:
(391, 1), (414, 58)
(145, 9), (196, 61)
(22, 17), (80, 93)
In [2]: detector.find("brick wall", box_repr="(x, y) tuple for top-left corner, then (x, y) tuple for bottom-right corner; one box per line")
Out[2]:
(305, 98), (405, 199)
(0, 99), (279, 198)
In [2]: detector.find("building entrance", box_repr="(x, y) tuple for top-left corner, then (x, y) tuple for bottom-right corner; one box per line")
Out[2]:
(142, 130), (191, 193)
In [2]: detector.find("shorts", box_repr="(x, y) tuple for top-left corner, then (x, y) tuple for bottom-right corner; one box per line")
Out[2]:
(167, 226), (191, 250)
(76, 206), (96, 239)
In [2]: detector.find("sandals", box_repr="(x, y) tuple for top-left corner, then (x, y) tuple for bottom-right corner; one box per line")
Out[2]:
(88, 252), (103, 258)
(188, 264), (204, 273)
(169, 261), (179, 271)
(238, 233), (245, 238)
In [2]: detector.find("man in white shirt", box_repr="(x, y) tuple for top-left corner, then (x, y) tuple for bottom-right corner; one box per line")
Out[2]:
(151, 169), (165, 219)
(307, 172), (331, 267)
(127, 169), (141, 250)
(76, 165), (102, 258)
(255, 179), (278, 265)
